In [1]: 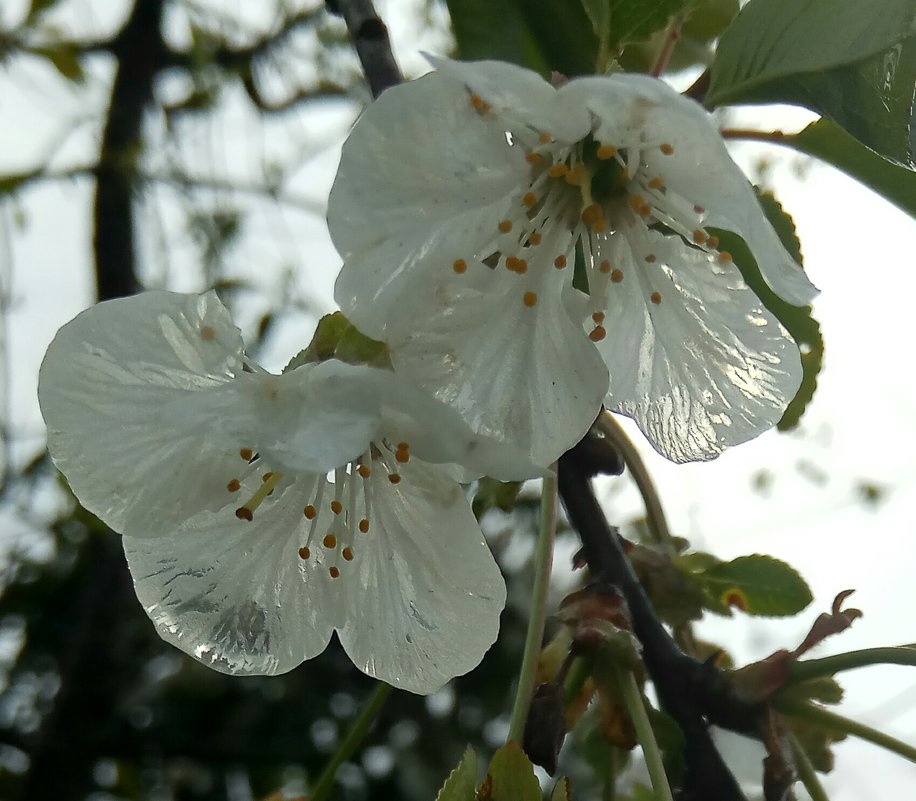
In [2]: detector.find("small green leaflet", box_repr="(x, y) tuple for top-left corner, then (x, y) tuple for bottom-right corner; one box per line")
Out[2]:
(284, 311), (392, 373)
(435, 746), (477, 801)
(695, 555), (813, 617)
(477, 741), (542, 801)
(708, 192), (823, 432)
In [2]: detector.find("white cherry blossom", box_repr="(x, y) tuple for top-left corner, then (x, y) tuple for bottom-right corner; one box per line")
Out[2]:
(38, 290), (534, 693)
(329, 58), (817, 463)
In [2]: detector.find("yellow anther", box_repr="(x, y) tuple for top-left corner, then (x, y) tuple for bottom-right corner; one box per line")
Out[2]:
(227, 479), (241, 492)
(647, 177), (665, 190)
(358, 518), (370, 533)
(397, 441), (409, 451)
(528, 231), (542, 245)
(330, 499), (343, 515)
(522, 191), (538, 208)
(388, 473), (402, 484)
(342, 547), (354, 561)
(523, 291), (538, 307)
(611, 268), (624, 283)
(498, 219), (513, 233)
(453, 258), (467, 274)
(591, 218), (608, 233)
(693, 229), (707, 244)
(396, 450), (410, 463)
(469, 93), (490, 114)
(515, 258), (528, 273)
(303, 505), (317, 519)
(599, 260), (611, 274)
(706, 235), (719, 249)
(539, 131), (553, 143)
(554, 255), (567, 269)
(357, 464), (371, 479)
(596, 144), (617, 160)
(694, 204), (705, 214)
(329, 566), (340, 579)
(262, 472), (274, 482)
(200, 325), (216, 341)
(660, 143), (674, 155)
(651, 291), (662, 305)
(239, 448), (254, 461)
(638, 202), (652, 216)
(235, 507), (253, 521)
(506, 255), (520, 271)
(589, 326), (607, 342)
(548, 163), (568, 178)
(592, 311), (605, 323)
(298, 546), (310, 560)
(628, 195), (645, 212)
(718, 251), (733, 263)
(525, 152), (543, 164)
(581, 204), (601, 225)
(323, 533), (337, 548)
(564, 163), (587, 186)
(645, 254), (657, 263)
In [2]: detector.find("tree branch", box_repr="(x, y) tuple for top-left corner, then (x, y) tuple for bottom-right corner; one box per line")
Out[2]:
(326, 0), (402, 98)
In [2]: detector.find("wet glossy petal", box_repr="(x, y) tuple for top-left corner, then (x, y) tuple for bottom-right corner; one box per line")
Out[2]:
(564, 74), (817, 306)
(337, 458), (506, 694)
(38, 291), (248, 536)
(330, 72), (527, 335)
(387, 267), (607, 467)
(596, 228), (802, 462)
(123, 474), (339, 675)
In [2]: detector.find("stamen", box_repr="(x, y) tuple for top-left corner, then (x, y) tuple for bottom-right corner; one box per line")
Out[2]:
(227, 479), (241, 492)
(592, 311), (605, 323)
(303, 504), (317, 519)
(706, 235), (719, 249)
(599, 260), (611, 274)
(693, 229), (707, 244)
(329, 566), (340, 579)
(330, 499), (343, 515)
(262, 472), (273, 482)
(644, 254), (657, 263)
(453, 258), (467, 274)
(323, 533), (337, 548)
(554, 255), (567, 269)
(235, 507), (253, 521)
(647, 177), (665, 190)
(660, 143), (675, 155)
(498, 220), (513, 233)
(469, 93), (490, 114)
(359, 519), (370, 533)
(589, 326), (607, 342)
(651, 292), (662, 305)
(628, 195), (646, 213)
(525, 152), (542, 164)
(298, 546), (310, 560)
(342, 547), (354, 562)
(597, 144), (617, 160)
(547, 163), (568, 178)
(200, 325), (216, 341)
(539, 131), (552, 143)
(611, 269), (624, 283)
(239, 448), (254, 461)
(528, 231), (542, 245)
(718, 251), (733, 263)
(522, 191), (537, 208)
(522, 291), (538, 307)
(388, 473), (402, 484)
(358, 464), (371, 479)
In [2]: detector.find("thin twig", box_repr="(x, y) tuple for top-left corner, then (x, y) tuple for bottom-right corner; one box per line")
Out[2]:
(327, 0), (403, 98)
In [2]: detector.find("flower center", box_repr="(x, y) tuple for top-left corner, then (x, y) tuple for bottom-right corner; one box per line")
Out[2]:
(224, 440), (412, 581)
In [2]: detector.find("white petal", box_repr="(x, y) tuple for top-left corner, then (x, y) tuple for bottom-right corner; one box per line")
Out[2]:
(563, 74), (817, 306)
(387, 266), (607, 467)
(38, 291), (251, 536)
(123, 475), (339, 675)
(337, 458), (506, 694)
(214, 362), (382, 475)
(426, 56), (591, 142)
(329, 72), (529, 335)
(596, 228), (803, 463)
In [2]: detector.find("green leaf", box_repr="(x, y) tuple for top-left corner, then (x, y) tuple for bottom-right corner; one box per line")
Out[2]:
(472, 478), (523, 518)
(607, 0), (687, 51)
(777, 119), (916, 217)
(284, 311), (392, 372)
(696, 555), (813, 617)
(550, 777), (572, 801)
(478, 742), (542, 801)
(446, 0), (598, 76)
(435, 746), (477, 801)
(708, 192), (823, 431)
(708, 0), (916, 166)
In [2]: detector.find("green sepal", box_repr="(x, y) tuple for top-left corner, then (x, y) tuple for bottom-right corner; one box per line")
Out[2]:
(284, 311), (392, 373)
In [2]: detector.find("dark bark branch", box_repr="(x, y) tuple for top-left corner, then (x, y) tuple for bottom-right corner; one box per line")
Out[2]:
(326, 0), (402, 98)
(559, 442), (761, 801)
(92, 0), (168, 300)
